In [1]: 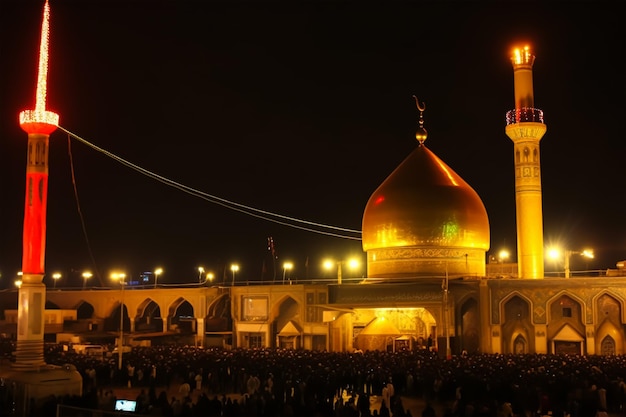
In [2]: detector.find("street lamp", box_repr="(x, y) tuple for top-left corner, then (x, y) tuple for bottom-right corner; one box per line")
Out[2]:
(547, 247), (594, 278)
(282, 262), (293, 284)
(52, 272), (61, 289)
(564, 249), (594, 278)
(111, 272), (126, 370)
(206, 272), (214, 285)
(323, 258), (360, 284)
(230, 264), (239, 286)
(198, 266), (204, 283)
(154, 267), (163, 288)
(498, 249), (510, 263)
(82, 271), (93, 289)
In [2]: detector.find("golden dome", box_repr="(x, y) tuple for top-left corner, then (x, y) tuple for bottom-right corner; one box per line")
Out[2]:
(362, 143), (490, 278)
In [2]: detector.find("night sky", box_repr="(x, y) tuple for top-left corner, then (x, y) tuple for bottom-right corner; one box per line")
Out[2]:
(0, 1), (624, 287)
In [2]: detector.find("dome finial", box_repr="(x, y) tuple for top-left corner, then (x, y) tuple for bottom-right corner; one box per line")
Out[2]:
(413, 95), (428, 144)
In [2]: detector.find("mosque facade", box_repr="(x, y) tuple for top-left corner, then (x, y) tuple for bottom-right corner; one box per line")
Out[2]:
(224, 45), (626, 357)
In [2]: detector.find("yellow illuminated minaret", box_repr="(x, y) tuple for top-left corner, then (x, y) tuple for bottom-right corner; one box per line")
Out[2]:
(505, 45), (547, 279)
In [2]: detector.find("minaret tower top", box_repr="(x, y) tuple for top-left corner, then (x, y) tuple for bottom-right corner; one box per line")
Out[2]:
(511, 46), (535, 110)
(19, 0), (59, 135)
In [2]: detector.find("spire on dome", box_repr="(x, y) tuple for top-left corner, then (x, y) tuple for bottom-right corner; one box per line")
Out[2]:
(413, 95), (428, 144)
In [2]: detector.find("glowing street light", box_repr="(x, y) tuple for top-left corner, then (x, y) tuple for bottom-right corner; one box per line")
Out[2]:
(82, 271), (92, 289)
(282, 261), (293, 284)
(206, 272), (214, 285)
(110, 272), (126, 370)
(154, 267), (163, 288)
(198, 266), (204, 283)
(547, 247), (594, 278)
(564, 249), (594, 278)
(52, 272), (61, 289)
(230, 264), (239, 286)
(323, 258), (360, 284)
(498, 249), (510, 263)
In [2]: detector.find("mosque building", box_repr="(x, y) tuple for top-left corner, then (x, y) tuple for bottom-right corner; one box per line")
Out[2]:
(223, 44), (626, 357)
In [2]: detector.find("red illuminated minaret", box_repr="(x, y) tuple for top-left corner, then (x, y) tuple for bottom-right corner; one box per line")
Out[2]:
(505, 45), (547, 279)
(15, 0), (59, 369)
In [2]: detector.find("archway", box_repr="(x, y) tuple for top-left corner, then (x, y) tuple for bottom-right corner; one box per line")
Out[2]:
(135, 299), (162, 332)
(351, 308), (436, 352)
(107, 302), (129, 333)
(547, 294), (584, 354)
(274, 297), (299, 349)
(168, 298), (195, 334)
(501, 295), (533, 354)
(601, 335), (616, 355)
(595, 293), (625, 354)
(77, 301), (94, 320)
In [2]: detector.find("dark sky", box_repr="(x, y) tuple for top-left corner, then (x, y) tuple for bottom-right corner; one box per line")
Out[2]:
(0, 1), (624, 287)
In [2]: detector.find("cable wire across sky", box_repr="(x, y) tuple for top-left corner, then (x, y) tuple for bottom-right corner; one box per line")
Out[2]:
(58, 125), (363, 241)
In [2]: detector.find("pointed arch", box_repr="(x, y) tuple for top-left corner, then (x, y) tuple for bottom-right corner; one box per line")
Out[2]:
(135, 298), (162, 332)
(501, 294), (534, 354)
(513, 334), (527, 354)
(600, 335), (616, 355)
(106, 301), (129, 333)
(273, 296), (300, 349)
(546, 292), (585, 353)
(594, 293), (625, 354)
(206, 294), (231, 333)
(76, 301), (95, 320)
(168, 298), (195, 334)
(592, 290), (626, 323)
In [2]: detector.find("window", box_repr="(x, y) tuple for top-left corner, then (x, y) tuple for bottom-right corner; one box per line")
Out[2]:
(242, 296), (268, 321)
(248, 333), (263, 348)
(562, 307), (572, 318)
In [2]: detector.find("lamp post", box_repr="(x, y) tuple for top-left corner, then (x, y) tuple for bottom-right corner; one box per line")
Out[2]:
(207, 272), (214, 285)
(154, 267), (162, 288)
(52, 272), (61, 289)
(282, 262), (293, 284)
(198, 266), (204, 283)
(564, 249), (594, 278)
(323, 258), (360, 284)
(230, 264), (239, 286)
(111, 272), (126, 370)
(82, 271), (92, 289)
(548, 247), (594, 278)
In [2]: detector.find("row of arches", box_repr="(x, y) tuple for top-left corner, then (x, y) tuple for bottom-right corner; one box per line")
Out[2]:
(456, 291), (626, 355)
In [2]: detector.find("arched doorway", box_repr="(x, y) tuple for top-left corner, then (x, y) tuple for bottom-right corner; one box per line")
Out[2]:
(501, 295), (533, 354)
(274, 297), (299, 349)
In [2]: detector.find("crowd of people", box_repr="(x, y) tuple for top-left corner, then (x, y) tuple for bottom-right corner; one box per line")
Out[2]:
(7, 344), (626, 416)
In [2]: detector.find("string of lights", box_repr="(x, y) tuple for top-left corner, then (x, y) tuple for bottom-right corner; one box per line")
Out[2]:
(58, 126), (362, 241)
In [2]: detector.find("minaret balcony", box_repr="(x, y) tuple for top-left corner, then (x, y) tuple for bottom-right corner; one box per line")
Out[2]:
(506, 108), (544, 125)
